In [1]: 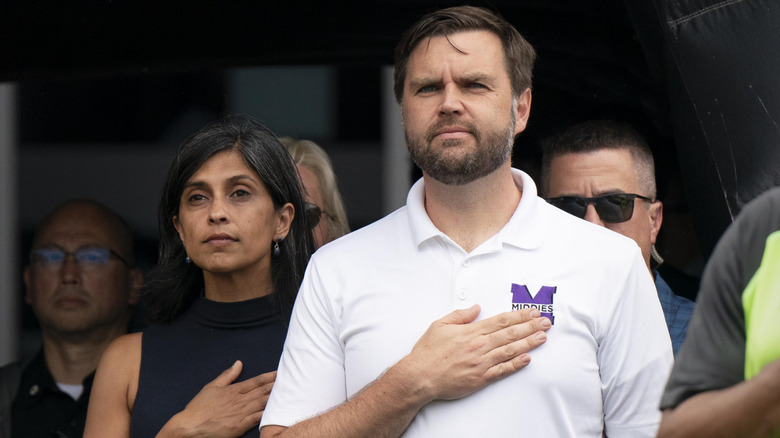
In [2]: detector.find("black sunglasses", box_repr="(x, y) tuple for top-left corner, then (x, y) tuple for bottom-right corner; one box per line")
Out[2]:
(304, 202), (325, 230)
(545, 193), (653, 224)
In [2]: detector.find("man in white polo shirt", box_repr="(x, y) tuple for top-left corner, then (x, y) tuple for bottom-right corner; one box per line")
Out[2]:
(260, 6), (672, 438)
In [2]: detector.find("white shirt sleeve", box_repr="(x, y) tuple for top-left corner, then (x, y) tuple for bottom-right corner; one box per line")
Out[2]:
(599, 249), (674, 437)
(260, 258), (348, 428)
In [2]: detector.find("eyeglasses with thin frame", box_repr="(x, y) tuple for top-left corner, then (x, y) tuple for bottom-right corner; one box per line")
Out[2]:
(30, 247), (132, 269)
(545, 193), (654, 224)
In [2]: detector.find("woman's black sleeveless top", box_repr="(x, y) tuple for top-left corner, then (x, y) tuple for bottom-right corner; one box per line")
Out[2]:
(130, 295), (287, 437)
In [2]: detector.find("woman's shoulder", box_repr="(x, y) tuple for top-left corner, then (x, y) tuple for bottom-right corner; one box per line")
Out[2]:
(85, 333), (144, 437)
(98, 333), (143, 406)
(99, 332), (143, 381)
(104, 332), (143, 359)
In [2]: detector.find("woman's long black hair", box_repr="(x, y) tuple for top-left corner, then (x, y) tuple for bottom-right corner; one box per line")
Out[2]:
(143, 114), (315, 324)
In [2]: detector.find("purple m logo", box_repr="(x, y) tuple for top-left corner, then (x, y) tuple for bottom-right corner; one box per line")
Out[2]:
(511, 284), (556, 324)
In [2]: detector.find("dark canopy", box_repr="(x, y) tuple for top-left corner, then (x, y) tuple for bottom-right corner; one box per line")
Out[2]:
(2, 0), (778, 261)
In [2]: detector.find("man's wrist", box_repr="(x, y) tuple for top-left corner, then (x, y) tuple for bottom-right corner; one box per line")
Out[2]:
(383, 356), (436, 408)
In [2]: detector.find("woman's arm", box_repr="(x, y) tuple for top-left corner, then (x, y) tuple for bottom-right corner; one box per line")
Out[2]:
(156, 362), (276, 438)
(85, 332), (276, 438)
(84, 332), (142, 438)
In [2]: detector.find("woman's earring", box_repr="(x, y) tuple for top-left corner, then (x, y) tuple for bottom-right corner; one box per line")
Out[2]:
(273, 238), (282, 256)
(185, 255), (191, 264)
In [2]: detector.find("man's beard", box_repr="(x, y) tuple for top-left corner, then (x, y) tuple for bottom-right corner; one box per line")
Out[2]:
(405, 107), (516, 186)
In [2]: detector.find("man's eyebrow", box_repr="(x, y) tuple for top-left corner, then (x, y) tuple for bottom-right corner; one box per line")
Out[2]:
(408, 73), (494, 89)
(456, 72), (492, 83)
(593, 189), (629, 196)
(33, 243), (105, 251)
(408, 77), (442, 88)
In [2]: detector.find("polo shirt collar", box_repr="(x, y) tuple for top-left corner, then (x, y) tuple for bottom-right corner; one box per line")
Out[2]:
(406, 176), (439, 246)
(406, 168), (549, 250)
(500, 169), (547, 250)
(15, 350), (59, 409)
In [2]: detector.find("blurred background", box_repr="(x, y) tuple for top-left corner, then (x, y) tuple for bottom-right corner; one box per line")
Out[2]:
(2, 0), (778, 365)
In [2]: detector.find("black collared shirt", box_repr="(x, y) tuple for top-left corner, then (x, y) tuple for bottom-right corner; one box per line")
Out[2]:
(12, 350), (94, 438)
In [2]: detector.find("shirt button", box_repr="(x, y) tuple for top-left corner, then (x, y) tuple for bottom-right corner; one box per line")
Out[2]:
(463, 259), (471, 268)
(457, 290), (468, 300)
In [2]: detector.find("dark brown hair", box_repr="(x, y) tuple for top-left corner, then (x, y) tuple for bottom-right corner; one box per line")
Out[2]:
(540, 120), (657, 199)
(143, 115), (314, 323)
(393, 5), (536, 103)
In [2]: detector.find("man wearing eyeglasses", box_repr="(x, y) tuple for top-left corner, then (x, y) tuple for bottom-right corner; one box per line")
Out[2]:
(540, 119), (695, 356)
(2, 199), (142, 438)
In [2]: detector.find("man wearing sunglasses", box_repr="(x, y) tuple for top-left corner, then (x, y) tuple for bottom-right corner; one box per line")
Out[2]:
(540, 119), (695, 355)
(1, 199), (142, 438)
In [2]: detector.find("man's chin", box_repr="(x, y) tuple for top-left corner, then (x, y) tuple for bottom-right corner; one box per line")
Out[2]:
(426, 168), (483, 186)
(425, 159), (507, 186)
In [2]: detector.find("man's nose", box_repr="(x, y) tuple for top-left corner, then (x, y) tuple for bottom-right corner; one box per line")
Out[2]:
(583, 203), (605, 227)
(60, 255), (81, 284)
(439, 84), (464, 115)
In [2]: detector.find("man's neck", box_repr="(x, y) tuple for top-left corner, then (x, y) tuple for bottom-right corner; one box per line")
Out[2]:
(423, 165), (521, 253)
(42, 323), (127, 385)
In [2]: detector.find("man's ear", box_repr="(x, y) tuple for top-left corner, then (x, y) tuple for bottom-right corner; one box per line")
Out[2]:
(513, 88), (532, 136)
(23, 266), (32, 305)
(649, 201), (663, 245)
(128, 268), (143, 306)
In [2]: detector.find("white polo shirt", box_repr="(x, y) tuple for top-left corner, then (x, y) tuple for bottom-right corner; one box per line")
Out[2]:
(262, 169), (672, 437)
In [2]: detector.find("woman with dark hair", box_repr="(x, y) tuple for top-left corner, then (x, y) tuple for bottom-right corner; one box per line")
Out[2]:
(85, 115), (314, 437)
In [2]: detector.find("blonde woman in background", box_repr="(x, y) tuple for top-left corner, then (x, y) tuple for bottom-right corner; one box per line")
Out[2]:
(280, 137), (350, 248)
